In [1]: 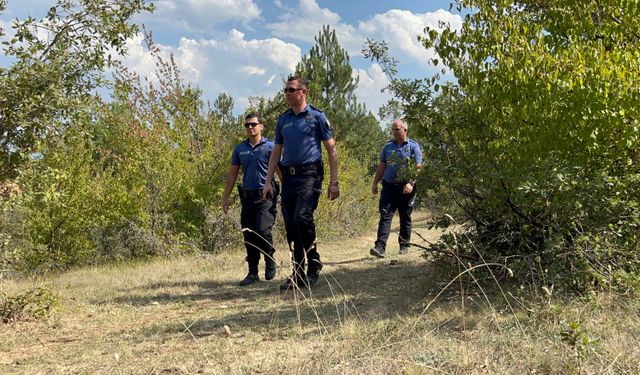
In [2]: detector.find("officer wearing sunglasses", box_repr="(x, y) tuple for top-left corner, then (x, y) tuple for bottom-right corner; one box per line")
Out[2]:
(262, 76), (340, 290)
(222, 113), (281, 286)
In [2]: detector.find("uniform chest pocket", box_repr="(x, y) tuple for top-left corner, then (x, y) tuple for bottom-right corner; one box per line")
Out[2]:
(302, 119), (319, 138)
(256, 147), (269, 160)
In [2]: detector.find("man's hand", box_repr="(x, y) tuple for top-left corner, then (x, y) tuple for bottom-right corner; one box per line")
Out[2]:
(403, 183), (414, 194)
(372, 183), (379, 195)
(327, 184), (340, 200)
(262, 184), (273, 201)
(222, 197), (231, 214)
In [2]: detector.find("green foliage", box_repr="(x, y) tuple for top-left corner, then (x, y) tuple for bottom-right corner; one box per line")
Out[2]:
(1, 12), (383, 274)
(561, 320), (601, 360)
(2, 33), (237, 273)
(315, 144), (378, 238)
(213, 92), (236, 128)
(363, 39), (437, 129)
(0, 0), (153, 180)
(370, 1), (640, 291)
(18, 115), (105, 269)
(90, 38), (233, 255)
(0, 185), (29, 276)
(1, 286), (58, 323)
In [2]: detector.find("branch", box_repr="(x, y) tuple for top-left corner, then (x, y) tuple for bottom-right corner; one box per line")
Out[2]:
(411, 231), (479, 261)
(500, 179), (544, 228)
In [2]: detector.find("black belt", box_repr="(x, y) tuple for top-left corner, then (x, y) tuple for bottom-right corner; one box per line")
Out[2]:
(240, 189), (263, 198)
(383, 180), (409, 186)
(281, 162), (321, 175)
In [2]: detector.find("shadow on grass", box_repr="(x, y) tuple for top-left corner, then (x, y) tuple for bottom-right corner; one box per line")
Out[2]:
(103, 254), (496, 340)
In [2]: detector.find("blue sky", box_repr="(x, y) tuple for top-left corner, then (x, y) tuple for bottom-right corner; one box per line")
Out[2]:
(1, 0), (462, 120)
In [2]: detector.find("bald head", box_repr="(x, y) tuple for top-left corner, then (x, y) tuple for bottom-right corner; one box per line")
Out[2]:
(391, 119), (408, 143)
(393, 119), (408, 130)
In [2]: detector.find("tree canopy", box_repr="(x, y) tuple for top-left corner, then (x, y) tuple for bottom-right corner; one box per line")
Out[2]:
(0, 0), (153, 180)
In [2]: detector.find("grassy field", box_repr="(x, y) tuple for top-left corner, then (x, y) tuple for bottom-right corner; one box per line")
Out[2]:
(1, 213), (639, 374)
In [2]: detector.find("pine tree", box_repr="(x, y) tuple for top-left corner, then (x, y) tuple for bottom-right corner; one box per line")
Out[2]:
(295, 25), (384, 162)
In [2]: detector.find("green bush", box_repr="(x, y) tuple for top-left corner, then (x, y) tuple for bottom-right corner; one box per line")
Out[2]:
(418, 1), (640, 291)
(315, 144), (379, 239)
(1, 286), (59, 323)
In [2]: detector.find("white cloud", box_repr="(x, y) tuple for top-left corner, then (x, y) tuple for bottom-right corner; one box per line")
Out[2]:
(267, 1), (461, 68)
(241, 66), (266, 75)
(1, 0), (459, 119)
(267, 0), (350, 43)
(354, 63), (391, 119)
(224, 29), (299, 72)
(143, 0), (261, 33)
(358, 9), (462, 65)
(119, 30), (301, 112)
(120, 2), (458, 117)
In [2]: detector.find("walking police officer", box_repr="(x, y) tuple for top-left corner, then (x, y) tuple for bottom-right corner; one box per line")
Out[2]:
(262, 76), (340, 290)
(222, 113), (280, 286)
(370, 119), (423, 258)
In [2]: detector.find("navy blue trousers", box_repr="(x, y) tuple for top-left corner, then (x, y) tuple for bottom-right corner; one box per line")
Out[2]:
(280, 168), (323, 279)
(240, 194), (277, 273)
(375, 182), (416, 250)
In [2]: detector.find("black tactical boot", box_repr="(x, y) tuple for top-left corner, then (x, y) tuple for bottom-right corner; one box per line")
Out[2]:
(307, 261), (323, 286)
(279, 273), (307, 291)
(265, 256), (277, 281)
(239, 272), (259, 286)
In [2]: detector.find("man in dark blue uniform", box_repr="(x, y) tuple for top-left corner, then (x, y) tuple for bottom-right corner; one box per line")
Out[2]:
(222, 113), (281, 286)
(262, 76), (340, 290)
(370, 119), (423, 258)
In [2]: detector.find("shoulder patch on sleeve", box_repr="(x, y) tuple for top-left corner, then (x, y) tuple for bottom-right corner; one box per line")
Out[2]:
(309, 104), (324, 113)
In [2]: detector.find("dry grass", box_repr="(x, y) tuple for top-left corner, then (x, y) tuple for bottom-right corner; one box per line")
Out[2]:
(1, 212), (640, 374)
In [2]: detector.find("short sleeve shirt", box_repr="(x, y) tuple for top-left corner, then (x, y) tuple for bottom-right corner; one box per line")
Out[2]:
(274, 104), (333, 166)
(230, 137), (274, 190)
(381, 138), (423, 183)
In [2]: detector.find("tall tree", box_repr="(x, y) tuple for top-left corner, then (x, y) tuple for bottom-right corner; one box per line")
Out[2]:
(296, 25), (384, 162)
(213, 92), (235, 128)
(0, 0), (153, 180)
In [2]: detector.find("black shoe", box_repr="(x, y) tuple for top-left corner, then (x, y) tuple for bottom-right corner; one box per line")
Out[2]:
(369, 247), (385, 258)
(307, 262), (323, 286)
(239, 273), (259, 286)
(265, 258), (277, 281)
(279, 277), (296, 290)
(279, 275), (307, 290)
(399, 246), (409, 255)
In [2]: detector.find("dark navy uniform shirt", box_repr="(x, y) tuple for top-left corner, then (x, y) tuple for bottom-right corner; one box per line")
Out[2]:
(274, 104), (333, 167)
(381, 138), (423, 183)
(231, 137), (274, 190)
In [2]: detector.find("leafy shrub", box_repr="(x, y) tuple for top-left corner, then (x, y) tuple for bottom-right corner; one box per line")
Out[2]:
(315, 144), (379, 239)
(371, 1), (640, 292)
(1, 286), (59, 323)
(200, 206), (243, 253)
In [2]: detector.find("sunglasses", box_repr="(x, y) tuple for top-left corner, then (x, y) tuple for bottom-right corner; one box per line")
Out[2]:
(283, 87), (303, 94)
(244, 122), (260, 128)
